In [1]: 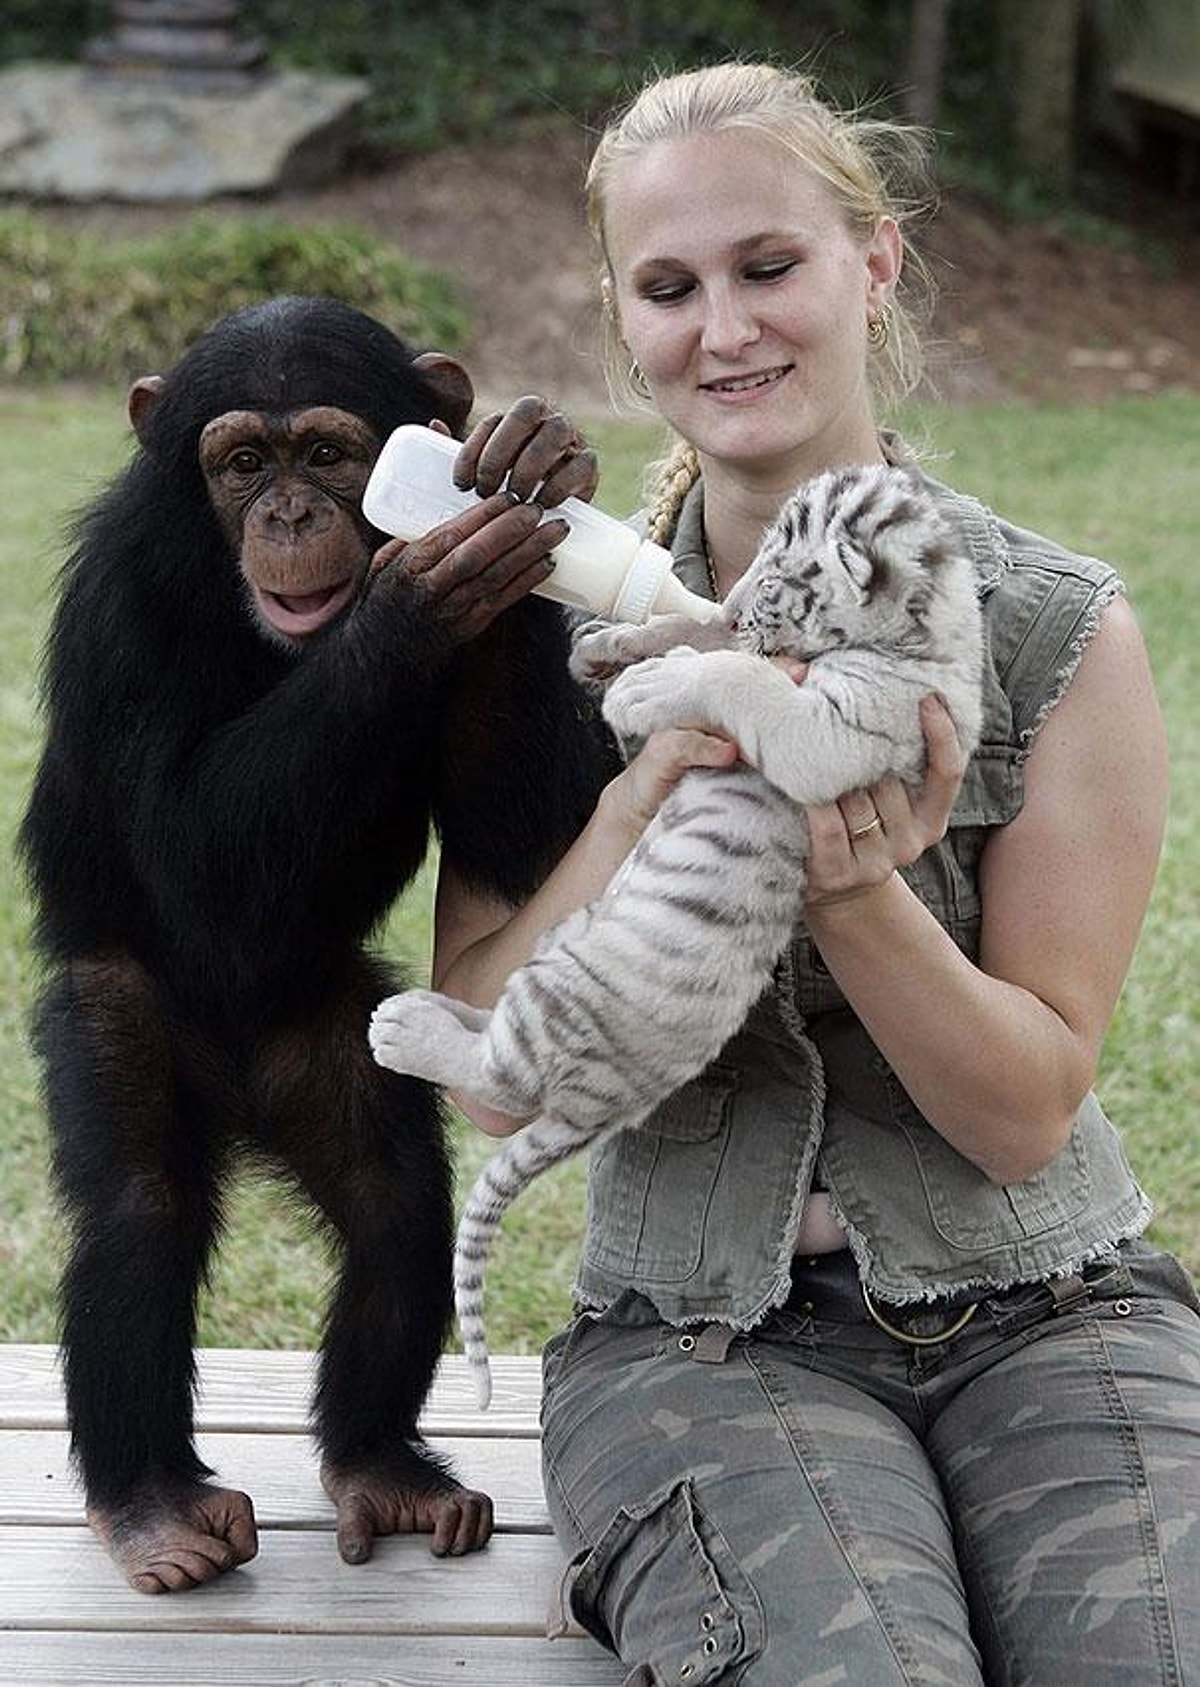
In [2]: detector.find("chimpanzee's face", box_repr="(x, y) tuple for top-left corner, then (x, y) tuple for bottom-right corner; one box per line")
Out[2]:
(199, 406), (382, 644)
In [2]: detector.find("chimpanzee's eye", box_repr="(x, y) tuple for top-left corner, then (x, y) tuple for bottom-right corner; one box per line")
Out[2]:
(227, 448), (265, 475)
(308, 442), (345, 468)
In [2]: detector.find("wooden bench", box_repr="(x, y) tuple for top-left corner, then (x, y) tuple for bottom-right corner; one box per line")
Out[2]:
(0, 1344), (623, 1685)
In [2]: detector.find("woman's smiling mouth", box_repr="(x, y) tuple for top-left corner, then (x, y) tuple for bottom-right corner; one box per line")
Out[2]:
(701, 364), (793, 397)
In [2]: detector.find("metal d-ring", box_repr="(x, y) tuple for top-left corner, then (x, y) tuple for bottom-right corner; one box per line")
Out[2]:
(861, 1283), (980, 1347)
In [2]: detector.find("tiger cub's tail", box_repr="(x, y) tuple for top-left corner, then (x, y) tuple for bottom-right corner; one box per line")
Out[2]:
(454, 1121), (572, 1410)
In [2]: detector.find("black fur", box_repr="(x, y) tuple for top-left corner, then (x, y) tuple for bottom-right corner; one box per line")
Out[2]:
(18, 295), (613, 1511)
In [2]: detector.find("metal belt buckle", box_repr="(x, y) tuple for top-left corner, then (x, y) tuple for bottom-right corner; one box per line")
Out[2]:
(861, 1282), (980, 1347)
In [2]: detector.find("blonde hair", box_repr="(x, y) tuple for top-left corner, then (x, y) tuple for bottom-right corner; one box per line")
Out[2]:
(586, 62), (937, 541)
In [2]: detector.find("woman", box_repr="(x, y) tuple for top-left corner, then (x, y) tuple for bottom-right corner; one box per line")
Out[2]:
(436, 62), (1200, 1685)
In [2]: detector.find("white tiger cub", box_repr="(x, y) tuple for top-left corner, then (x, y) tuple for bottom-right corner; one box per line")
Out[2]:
(370, 463), (983, 1406)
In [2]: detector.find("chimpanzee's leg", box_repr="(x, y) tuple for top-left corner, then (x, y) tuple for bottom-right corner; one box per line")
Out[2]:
(253, 955), (493, 1561)
(37, 955), (258, 1592)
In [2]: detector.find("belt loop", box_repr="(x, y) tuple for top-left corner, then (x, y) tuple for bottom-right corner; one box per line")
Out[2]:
(690, 1324), (737, 1364)
(1047, 1272), (1090, 1315)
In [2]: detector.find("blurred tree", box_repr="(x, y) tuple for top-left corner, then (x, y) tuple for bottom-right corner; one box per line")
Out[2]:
(903, 0), (953, 125)
(998, 0), (1084, 195)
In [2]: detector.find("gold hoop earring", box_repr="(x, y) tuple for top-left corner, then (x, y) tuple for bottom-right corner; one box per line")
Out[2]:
(867, 310), (890, 350)
(628, 358), (652, 398)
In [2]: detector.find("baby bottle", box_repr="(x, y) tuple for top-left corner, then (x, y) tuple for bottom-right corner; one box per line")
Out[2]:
(362, 424), (722, 624)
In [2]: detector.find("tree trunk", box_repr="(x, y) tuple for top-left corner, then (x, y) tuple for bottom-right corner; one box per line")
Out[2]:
(903, 0), (954, 126)
(999, 0), (1084, 195)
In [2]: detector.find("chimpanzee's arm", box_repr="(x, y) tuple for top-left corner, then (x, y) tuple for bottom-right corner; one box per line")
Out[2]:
(431, 595), (621, 905)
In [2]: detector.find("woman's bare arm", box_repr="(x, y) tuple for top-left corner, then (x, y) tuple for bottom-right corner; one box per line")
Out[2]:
(802, 598), (1167, 1183)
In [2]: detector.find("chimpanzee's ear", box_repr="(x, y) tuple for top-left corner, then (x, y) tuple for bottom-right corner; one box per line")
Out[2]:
(127, 375), (166, 445)
(413, 352), (475, 438)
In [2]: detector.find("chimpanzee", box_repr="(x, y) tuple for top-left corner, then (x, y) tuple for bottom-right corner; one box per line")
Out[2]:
(18, 295), (614, 1593)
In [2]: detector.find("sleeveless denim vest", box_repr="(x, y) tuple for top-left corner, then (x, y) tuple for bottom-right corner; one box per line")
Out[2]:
(574, 469), (1152, 1327)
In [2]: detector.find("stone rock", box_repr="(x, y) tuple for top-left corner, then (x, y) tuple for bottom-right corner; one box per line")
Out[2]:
(0, 63), (369, 202)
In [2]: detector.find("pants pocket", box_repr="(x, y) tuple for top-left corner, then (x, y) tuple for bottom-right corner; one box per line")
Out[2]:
(561, 1478), (764, 1684)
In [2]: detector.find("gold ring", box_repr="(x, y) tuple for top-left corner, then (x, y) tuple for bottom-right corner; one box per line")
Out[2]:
(849, 815), (883, 840)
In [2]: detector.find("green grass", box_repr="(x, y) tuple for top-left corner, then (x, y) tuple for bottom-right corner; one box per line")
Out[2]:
(1, 388), (1196, 1355)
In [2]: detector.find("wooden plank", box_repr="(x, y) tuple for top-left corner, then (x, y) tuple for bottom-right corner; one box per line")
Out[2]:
(0, 1344), (60, 1426)
(0, 1630), (624, 1686)
(0, 1347), (621, 1684)
(0, 1429), (551, 1531)
(0, 1525), (575, 1635)
(0, 1345), (546, 1435)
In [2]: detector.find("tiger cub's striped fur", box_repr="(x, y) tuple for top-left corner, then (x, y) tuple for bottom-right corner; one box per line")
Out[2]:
(370, 464), (983, 1406)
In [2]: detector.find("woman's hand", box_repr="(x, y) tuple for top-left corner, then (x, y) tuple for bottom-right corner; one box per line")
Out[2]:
(802, 696), (968, 909)
(600, 726), (741, 843)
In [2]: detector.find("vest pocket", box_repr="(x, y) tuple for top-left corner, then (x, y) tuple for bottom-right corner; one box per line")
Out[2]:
(890, 1094), (1092, 1251)
(584, 1065), (738, 1284)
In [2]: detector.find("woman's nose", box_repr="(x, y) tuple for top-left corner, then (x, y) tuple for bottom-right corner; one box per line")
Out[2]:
(700, 287), (761, 356)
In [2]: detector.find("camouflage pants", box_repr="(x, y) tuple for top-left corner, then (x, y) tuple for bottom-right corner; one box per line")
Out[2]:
(541, 1241), (1200, 1686)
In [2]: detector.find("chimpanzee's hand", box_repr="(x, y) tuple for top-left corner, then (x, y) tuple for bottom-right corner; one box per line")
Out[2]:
(369, 492), (566, 644)
(452, 395), (599, 508)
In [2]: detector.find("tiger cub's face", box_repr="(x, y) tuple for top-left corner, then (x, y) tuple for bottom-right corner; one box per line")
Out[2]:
(726, 465), (955, 661)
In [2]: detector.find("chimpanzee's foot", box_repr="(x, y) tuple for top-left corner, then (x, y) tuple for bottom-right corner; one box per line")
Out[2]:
(321, 1451), (494, 1562)
(87, 1481), (259, 1593)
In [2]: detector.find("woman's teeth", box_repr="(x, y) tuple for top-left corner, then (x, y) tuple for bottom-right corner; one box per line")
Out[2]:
(707, 367), (788, 393)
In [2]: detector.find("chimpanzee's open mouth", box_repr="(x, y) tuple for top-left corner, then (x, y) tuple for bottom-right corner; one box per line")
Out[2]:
(255, 578), (358, 638)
